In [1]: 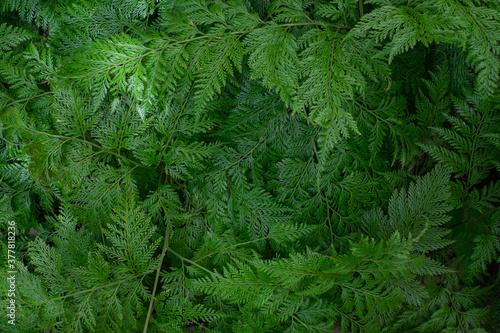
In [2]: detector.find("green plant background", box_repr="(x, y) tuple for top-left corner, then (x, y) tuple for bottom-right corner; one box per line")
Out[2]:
(0, 0), (499, 332)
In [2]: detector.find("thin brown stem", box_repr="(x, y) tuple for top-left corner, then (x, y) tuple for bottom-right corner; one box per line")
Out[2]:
(0, 135), (24, 146)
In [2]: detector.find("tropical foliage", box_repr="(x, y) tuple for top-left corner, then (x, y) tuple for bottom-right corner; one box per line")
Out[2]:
(0, 0), (499, 332)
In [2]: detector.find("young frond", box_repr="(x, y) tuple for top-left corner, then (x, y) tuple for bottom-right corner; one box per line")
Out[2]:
(100, 193), (161, 275)
(246, 25), (299, 105)
(0, 23), (34, 51)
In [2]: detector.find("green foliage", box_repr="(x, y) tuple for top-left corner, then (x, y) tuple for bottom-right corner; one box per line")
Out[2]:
(1, 0), (499, 332)
(0, 196), (160, 332)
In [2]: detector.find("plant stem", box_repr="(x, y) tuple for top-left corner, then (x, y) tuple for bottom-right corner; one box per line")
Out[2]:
(168, 247), (218, 276)
(143, 226), (170, 333)
(30, 129), (160, 171)
(22, 273), (147, 306)
(450, 206), (500, 228)
(2, 92), (53, 108)
(0, 135), (24, 146)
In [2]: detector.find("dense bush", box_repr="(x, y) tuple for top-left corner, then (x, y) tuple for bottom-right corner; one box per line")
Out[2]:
(0, 0), (499, 332)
